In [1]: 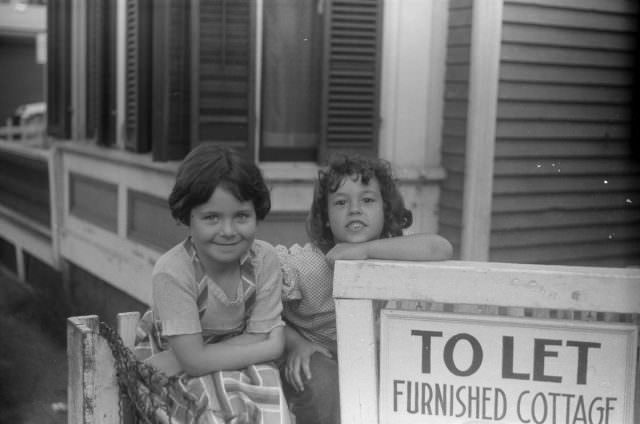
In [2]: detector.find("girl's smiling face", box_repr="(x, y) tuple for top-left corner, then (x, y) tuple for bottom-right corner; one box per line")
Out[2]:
(327, 174), (385, 245)
(189, 185), (257, 269)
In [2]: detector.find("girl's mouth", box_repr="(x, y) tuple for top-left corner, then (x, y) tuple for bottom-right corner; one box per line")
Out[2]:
(346, 221), (366, 231)
(214, 240), (241, 246)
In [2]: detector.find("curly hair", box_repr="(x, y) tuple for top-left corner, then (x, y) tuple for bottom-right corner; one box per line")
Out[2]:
(307, 155), (412, 252)
(168, 144), (271, 226)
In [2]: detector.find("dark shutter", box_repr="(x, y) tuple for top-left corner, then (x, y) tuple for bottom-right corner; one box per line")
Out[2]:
(86, 0), (117, 146)
(46, 0), (71, 139)
(124, 0), (152, 153)
(193, 0), (254, 158)
(152, 0), (191, 161)
(321, 0), (382, 160)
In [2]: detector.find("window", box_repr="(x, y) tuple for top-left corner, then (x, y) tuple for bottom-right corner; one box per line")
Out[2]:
(48, 0), (382, 163)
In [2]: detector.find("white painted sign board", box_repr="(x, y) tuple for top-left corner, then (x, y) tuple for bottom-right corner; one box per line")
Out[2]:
(379, 310), (637, 424)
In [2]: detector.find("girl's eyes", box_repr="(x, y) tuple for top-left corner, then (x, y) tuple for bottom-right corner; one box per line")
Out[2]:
(235, 213), (251, 222)
(202, 213), (251, 222)
(363, 196), (377, 203)
(333, 199), (347, 206)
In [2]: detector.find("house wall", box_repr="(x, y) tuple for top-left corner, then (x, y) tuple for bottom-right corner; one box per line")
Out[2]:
(441, 0), (640, 266)
(491, 0), (640, 266)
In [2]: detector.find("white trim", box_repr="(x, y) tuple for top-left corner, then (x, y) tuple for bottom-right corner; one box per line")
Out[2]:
(336, 299), (379, 424)
(334, 260), (640, 313)
(425, 0), (449, 168)
(461, 0), (503, 261)
(378, 0), (400, 161)
(379, 0), (448, 169)
(48, 145), (63, 268)
(254, 0), (263, 162)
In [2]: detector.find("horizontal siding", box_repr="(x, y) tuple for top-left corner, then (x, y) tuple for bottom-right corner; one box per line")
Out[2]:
(490, 0), (640, 266)
(503, 2), (637, 32)
(440, 0), (474, 258)
(491, 240), (640, 264)
(445, 173), (640, 194)
(490, 224), (640, 248)
(501, 63), (634, 85)
(443, 138), (633, 157)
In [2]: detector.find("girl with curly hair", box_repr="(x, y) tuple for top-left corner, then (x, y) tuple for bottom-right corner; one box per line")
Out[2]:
(276, 154), (453, 424)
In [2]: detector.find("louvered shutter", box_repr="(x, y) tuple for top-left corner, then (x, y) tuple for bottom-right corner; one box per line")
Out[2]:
(194, 0), (254, 158)
(321, 0), (382, 160)
(46, 0), (71, 139)
(151, 0), (190, 161)
(103, 2), (118, 145)
(85, 0), (116, 146)
(124, 0), (152, 153)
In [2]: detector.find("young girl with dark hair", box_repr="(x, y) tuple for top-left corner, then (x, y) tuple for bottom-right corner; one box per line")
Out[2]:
(136, 143), (290, 423)
(277, 155), (453, 424)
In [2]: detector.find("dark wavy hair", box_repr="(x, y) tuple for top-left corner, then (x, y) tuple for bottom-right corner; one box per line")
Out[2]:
(168, 144), (271, 226)
(307, 155), (412, 252)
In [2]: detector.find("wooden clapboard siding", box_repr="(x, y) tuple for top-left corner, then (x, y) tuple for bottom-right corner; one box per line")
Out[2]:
(492, 239), (640, 264)
(488, 0), (640, 266)
(440, 0), (473, 257)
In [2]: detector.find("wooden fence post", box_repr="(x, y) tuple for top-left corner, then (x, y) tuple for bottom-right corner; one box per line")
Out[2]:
(67, 315), (120, 423)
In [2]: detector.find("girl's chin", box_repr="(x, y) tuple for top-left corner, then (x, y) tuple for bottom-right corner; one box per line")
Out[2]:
(337, 234), (376, 244)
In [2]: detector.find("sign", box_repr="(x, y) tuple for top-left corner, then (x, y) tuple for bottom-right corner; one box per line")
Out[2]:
(379, 310), (637, 424)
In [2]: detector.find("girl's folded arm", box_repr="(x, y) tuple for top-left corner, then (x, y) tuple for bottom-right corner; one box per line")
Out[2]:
(168, 326), (284, 376)
(365, 233), (453, 261)
(327, 233), (453, 263)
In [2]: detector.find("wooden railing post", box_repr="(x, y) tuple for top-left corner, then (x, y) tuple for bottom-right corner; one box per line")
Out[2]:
(67, 315), (120, 423)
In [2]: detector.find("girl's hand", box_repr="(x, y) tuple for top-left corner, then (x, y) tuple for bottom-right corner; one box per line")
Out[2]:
(325, 242), (368, 264)
(284, 339), (332, 392)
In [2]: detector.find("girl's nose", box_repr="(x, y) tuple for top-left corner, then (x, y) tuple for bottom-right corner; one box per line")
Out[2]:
(348, 200), (362, 215)
(220, 220), (236, 236)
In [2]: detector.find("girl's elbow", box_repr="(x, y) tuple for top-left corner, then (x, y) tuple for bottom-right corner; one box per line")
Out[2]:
(430, 236), (453, 260)
(440, 239), (454, 260)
